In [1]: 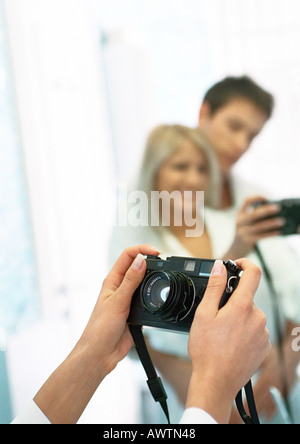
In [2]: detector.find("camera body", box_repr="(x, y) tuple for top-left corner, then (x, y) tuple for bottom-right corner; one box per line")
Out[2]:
(254, 198), (300, 235)
(127, 255), (242, 333)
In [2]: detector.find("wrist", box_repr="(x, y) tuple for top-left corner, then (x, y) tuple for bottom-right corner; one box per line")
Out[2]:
(186, 372), (235, 424)
(33, 342), (108, 424)
(74, 337), (112, 382)
(222, 244), (240, 261)
(223, 242), (252, 261)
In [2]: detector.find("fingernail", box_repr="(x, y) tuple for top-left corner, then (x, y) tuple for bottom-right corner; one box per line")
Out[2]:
(211, 260), (224, 276)
(133, 253), (145, 271)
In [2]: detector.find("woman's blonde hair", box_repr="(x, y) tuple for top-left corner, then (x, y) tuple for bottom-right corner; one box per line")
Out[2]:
(137, 124), (221, 209)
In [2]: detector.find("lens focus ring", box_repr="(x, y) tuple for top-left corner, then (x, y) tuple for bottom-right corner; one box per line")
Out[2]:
(141, 271), (195, 322)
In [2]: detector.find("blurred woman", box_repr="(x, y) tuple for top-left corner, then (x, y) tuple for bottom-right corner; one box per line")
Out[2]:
(109, 124), (220, 261)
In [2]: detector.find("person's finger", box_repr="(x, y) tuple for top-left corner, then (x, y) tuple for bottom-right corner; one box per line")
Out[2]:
(240, 195), (268, 213)
(242, 217), (285, 235)
(196, 260), (228, 318)
(102, 244), (160, 291)
(239, 195), (280, 222)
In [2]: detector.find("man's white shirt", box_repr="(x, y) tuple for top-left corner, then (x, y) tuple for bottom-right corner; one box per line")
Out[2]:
(11, 400), (217, 424)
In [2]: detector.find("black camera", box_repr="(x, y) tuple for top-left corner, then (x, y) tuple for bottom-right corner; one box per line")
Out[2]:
(253, 198), (300, 235)
(127, 255), (242, 333)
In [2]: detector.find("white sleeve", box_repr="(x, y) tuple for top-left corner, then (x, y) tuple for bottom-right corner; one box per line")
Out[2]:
(11, 400), (51, 424)
(179, 407), (218, 424)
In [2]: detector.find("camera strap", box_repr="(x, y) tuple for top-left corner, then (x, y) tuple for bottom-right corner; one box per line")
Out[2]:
(129, 324), (259, 424)
(235, 381), (260, 424)
(129, 324), (170, 424)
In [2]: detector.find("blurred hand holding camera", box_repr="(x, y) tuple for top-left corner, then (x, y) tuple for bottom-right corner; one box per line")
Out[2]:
(224, 195), (285, 259)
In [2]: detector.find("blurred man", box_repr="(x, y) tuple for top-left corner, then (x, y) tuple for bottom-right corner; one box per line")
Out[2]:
(148, 76), (300, 424)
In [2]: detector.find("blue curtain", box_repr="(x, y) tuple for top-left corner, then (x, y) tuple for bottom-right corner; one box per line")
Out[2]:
(0, 0), (40, 423)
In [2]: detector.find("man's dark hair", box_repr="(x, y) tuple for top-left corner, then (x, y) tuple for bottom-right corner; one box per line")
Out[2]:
(203, 75), (274, 119)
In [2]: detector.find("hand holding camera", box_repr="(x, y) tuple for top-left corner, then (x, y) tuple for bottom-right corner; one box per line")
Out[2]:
(252, 198), (300, 235)
(225, 195), (300, 259)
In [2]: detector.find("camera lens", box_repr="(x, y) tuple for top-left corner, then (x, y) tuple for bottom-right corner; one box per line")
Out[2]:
(141, 271), (195, 322)
(143, 273), (170, 309)
(148, 277), (170, 308)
